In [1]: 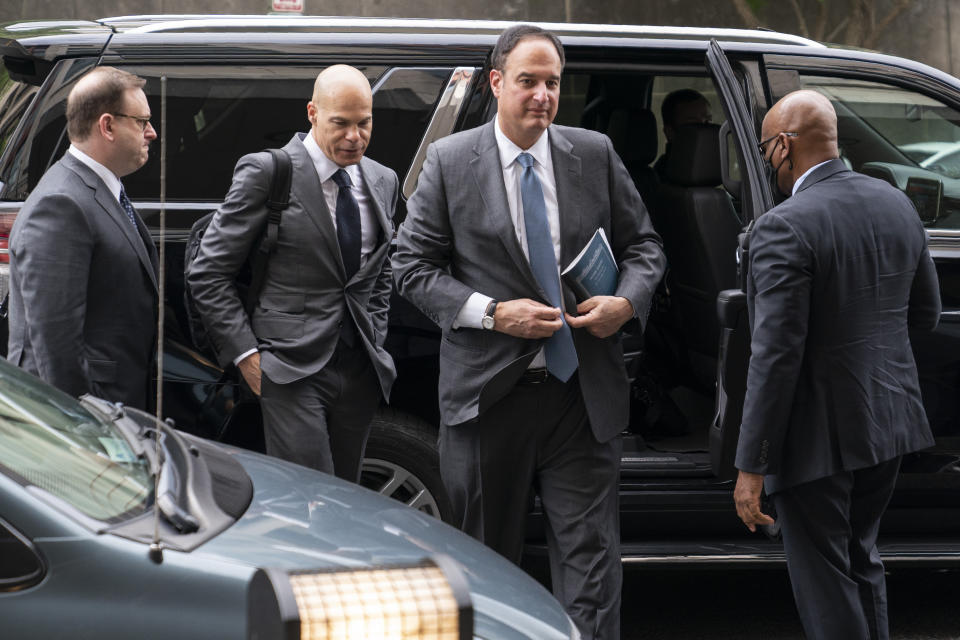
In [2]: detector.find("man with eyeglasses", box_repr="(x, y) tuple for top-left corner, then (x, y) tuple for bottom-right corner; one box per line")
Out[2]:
(733, 89), (941, 639)
(8, 66), (159, 409)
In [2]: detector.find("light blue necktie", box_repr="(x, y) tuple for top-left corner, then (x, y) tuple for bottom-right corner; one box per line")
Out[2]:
(516, 152), (578, 382)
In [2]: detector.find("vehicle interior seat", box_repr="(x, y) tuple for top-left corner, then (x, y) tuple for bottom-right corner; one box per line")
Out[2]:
(656, 122), (742, 374)
(604, 106), (660, 212)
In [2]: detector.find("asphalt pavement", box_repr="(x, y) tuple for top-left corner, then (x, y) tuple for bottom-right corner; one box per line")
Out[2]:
(618, 567), (960, 639)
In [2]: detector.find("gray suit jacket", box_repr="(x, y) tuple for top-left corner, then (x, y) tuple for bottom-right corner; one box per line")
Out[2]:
(7, 153), (159, 409)
(187, 134), (397, 398)
(735, 159), (941, 493)
(393, 122), (666, 441)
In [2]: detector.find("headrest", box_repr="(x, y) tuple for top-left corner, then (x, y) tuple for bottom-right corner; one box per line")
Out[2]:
(664, 123), (722, 187)
(606, 107), (658, 167)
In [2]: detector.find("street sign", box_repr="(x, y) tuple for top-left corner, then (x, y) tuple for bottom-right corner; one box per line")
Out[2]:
(271, 0), (303, 13)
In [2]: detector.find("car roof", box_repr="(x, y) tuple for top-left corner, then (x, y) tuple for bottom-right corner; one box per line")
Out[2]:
(96, 15), (825, 47)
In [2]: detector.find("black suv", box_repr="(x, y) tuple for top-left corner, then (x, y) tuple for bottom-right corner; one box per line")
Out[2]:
(1, 15), (958, 566)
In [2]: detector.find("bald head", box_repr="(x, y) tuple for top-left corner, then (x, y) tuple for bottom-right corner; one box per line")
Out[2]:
(307, 65), (373, 167)
(761, 89), (840, 195)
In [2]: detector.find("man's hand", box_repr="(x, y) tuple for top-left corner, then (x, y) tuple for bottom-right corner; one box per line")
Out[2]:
(493, 298), (563, 338)
(565, 296), (634, 339)
(733, 470), (775, 532)
(237, 352), (262, 396)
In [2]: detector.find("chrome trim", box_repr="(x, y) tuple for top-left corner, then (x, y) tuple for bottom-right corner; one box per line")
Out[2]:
(99, 15), (824, 47)
(621, 553), (960, 566)
(402, 66), (476, 199)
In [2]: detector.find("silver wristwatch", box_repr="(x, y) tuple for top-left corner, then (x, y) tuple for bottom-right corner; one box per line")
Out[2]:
(481, 300), (498, 330)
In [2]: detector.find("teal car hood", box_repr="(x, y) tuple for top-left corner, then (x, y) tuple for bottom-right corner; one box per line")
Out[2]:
(195, 449), (574, 640)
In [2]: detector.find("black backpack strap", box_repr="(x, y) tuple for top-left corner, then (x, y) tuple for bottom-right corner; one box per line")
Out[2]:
(244, 148), (292, 314)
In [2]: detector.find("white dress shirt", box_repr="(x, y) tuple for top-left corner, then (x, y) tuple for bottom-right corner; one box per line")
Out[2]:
(454, 117), (563, 367)
(68, 145), (123, 203)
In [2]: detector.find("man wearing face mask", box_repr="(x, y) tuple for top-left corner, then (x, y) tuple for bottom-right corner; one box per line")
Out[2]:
(733, 90), (941, 639)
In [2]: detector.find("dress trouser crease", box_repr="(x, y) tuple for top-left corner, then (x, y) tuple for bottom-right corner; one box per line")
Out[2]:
(439, 375), (622, 640)
(772, 457), (901, 640)
(259, 339), (379, 482)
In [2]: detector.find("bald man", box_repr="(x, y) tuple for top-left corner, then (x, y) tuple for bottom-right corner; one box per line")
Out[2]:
(733, 90), (941, 639)
(8, 66), (159, 409)
(189, 65), (398, 481)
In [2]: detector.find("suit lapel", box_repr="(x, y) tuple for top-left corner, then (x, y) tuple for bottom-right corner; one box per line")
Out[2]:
(355, 157), (393, 281)
(470, 122), (542, 295)
(549, 126), (583, 270)
(284, 135), (345, 280)
(63, 155), (159, 291)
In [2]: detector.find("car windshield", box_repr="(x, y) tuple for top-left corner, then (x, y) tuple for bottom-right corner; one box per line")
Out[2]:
(0, 362), (153, 523)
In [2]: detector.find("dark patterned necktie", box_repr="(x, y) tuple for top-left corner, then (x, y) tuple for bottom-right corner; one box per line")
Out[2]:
(118, 187), (139, 228)
(516, 152), (578, 381)
(332, 168), (361, 280)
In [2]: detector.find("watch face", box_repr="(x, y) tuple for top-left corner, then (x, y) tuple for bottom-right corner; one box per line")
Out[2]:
(482, 315), (494, 330)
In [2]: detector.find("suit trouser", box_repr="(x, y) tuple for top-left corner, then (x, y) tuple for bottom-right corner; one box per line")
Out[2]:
(772, 457), (901, 640)
(259, 339), (380, 482)
(439, 374), (622, 640)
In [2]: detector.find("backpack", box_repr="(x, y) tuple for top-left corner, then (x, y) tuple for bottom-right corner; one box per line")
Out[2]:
(183, 148), (292, 361)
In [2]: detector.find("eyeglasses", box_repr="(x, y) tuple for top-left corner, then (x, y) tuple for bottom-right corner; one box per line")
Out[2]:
(757, 131), (798, 154)
(111, 112), (152, 132)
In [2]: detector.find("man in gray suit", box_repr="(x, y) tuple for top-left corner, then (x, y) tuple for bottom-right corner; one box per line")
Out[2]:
(734, 90), (941, 640)
(8, 67), (159, 409)
(393, 25), (665, 639)
(188, 65), (397, 483)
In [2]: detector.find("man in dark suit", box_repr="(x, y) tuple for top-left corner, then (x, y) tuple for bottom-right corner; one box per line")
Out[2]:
(8, 67), (159, 409)
(392, 25), (665, 639)
(188, 65), (397, 483)
(734, 90), (941, 640)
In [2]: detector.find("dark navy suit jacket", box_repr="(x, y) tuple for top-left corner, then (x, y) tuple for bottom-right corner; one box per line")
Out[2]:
(735, 159), (941, 494)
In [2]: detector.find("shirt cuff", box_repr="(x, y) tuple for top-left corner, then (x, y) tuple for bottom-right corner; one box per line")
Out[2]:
(453, 292), (493, 330)
(233, 348), (258, 366)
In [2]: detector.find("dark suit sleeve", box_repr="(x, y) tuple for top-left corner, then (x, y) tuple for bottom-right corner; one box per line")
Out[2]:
(908, 236), (941, 331)
(368, 171), (399, 345)
(187, 152), (271, 367)
(12, 193), (96, 397)
(735, 212), (812, 476)
(392, 143), (475, 330)
(603, 135), (666, 329)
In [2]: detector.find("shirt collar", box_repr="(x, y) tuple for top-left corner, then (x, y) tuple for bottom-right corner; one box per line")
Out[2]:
(301, 131), (361, 185)
(792, 159), (833, 195)
(68, 145), (123, 201)
(494, 114), (550, 170)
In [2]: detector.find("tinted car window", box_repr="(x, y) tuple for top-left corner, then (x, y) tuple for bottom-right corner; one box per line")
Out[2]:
(124, 66), (382, 201)
(366, 67), (452, 192)
(0, 364), (152, 523)
(1, 64), (453, 204)
(0, 65), (38, 161)
(800, 75), (960, 229)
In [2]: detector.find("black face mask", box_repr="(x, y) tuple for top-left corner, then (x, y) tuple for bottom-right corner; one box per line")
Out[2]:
(763, 138), (792, 204)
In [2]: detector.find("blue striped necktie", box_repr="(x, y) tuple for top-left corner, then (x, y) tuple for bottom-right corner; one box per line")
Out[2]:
(516, 152), (578, 382)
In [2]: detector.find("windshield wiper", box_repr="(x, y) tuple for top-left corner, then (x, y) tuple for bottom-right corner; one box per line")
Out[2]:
(80, 396), (199, 534)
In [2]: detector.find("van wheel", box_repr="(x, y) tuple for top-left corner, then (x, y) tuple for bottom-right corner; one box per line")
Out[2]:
(360, 409), (454, 523)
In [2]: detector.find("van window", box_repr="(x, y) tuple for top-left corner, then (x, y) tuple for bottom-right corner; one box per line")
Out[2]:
(1, 64), (453, 204)
(799, 75), (960, 229)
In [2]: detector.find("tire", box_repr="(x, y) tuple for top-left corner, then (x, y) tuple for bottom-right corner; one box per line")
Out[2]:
(360, 408), (454, 523)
